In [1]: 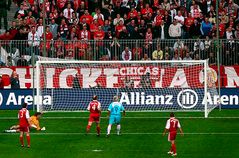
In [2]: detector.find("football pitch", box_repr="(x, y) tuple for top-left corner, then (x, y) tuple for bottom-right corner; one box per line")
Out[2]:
(0, 110), (239, 158)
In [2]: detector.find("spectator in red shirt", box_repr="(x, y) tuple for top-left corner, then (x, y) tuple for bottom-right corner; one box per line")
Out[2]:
(227, 16), (235, 28)
(128, 8), (138, 19)
(154, 10), (164, 26)
(219, 19), (226, 38)
(44, 26), (53, 41)
(152, 0), (160, 10)
(94, 26), (105, 40)
(40, 26), (53, 55)
(218, 2), (226, 16)
(90, 19), (99, 36)
(57, 0), (67, 11)
(125, 12), (135, 25)
(115, 20), (124, 37)
(141, 3), (153, 19)
(185, 13), (194, 31)
(0, 30), (14, 40)
(97, 14), (105, 26)
(25, 11), (34, 25)
(73, 0), (81, 11)
(80, 10), (93, 25)
(43, 0), (51, 14)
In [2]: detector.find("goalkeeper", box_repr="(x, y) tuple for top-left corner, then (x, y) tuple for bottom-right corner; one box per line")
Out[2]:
(4, 112), (46, 133)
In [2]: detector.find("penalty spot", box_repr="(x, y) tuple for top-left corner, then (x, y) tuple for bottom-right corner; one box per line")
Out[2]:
(92, 149), (103, 152)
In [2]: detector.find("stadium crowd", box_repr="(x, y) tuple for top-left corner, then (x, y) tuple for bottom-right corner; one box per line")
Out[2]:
(0, 0), (238, 65)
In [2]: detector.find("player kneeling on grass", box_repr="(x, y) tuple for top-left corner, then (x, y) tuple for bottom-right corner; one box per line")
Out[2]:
(163, 112), (184, 157)
(5, 112), (46, 133)
(86, 95), (101, 136)
(107, 96), (125, 137)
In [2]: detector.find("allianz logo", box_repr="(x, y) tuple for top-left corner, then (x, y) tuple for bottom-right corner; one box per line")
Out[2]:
(120, 90), (239, 108)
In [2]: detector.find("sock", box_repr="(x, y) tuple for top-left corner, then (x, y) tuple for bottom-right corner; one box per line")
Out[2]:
(86, 125), (91, 133)
(117, 124), (121, 135)
(20, 136), (24, 146)
(26, 135), (30, 146)
(96, 126), (100, 135)
(107, 125), (111, 135)
(5, 129), (17, 133)
(172, 144), (176, 154)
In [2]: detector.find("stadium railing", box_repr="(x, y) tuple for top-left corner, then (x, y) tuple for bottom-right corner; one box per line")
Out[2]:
(0, 39), (238, 66)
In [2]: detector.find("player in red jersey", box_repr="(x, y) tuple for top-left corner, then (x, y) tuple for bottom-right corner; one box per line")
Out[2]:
(163, 112), (184, 157)
(18, 103), (31, 148)
(86, 95), (101, 136)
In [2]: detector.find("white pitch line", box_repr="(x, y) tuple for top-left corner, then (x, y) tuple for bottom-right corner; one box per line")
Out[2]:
(0, 116), (239, 120)
(92, 150), (103, 152)
(1, 132), (239, 135)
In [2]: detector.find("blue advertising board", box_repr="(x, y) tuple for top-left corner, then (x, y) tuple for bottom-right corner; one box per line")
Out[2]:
(0, 89), (34, 110)
(0, 88), (238, 110)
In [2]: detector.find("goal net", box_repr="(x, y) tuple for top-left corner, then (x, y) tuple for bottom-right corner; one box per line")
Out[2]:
(36, 60), (219, 117)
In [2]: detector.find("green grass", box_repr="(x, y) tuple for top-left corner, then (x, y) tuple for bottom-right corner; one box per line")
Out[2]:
(0, 110), (239, 158)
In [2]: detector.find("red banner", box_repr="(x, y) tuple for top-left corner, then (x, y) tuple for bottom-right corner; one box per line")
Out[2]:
(1, 65), (239, 88)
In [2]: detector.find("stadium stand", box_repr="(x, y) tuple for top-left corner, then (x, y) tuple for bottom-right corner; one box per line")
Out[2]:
(0, 0), (238, 65)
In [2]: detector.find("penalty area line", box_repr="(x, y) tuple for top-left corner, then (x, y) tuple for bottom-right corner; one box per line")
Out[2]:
(1, 132), (239, 135)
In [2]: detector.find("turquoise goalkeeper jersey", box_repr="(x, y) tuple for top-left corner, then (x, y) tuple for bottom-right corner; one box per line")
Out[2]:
(108, 102), (125, 116)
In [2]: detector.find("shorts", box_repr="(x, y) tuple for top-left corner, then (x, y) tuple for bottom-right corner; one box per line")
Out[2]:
(19, 126), (29, 132)
(168, 131), (177, 141)
(109, 115), (121, 125)
(88, 115), (100, 123)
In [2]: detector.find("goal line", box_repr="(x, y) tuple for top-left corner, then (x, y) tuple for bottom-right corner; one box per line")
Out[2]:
(0, 116), (239, 120)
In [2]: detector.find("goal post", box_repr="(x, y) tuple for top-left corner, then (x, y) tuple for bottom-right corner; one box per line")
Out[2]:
(36, 60), (219, 118)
